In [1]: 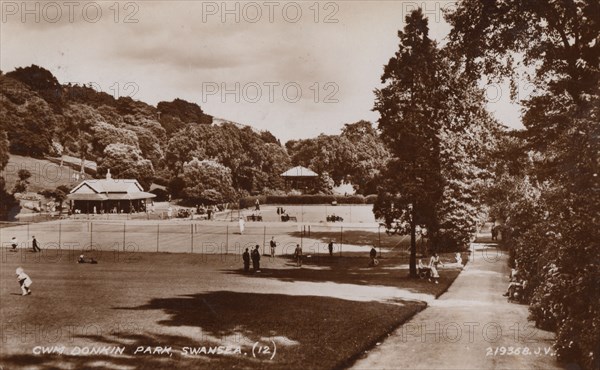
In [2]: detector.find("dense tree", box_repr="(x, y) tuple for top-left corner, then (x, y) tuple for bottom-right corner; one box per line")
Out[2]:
(0, 76), (56, 156)
(340, 121), (390, 194)
(6, 65), (63, 112)
(157, 98), (212, 134)
(447, 1), (599, 367)
(165, 123), (290, 195)
(373, 9), (447, 277)
(286, 121), (388, 194)
(0, 130), (19, 219)
(12, 169), (32, 193)
(181, 158), (237, 204)
(97, 144), (154, 190)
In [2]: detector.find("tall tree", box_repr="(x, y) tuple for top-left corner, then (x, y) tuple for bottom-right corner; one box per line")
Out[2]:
(373, 9), (446, 277)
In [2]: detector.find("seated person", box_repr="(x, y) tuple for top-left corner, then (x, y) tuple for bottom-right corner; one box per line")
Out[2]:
(417, 258), (431, 277)
(77, 254), (98, 264)
(455, 252), (462, 265)
(503, 265), (524, 297)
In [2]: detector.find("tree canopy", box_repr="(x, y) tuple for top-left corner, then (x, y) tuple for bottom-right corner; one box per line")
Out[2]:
(446, 1), (599, 367)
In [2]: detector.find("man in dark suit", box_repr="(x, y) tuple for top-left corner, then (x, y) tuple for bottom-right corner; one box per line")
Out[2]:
(242, 248), (250, 272)
(251, 245), (261, 272)
(32, 236), (41, 252)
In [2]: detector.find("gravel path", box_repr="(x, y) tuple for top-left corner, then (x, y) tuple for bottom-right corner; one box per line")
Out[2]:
(351, 238), (563, 370)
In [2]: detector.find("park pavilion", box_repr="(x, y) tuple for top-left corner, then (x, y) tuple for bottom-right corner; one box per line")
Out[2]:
(281, 166), (319, 193)
(67, 170), (156, 214)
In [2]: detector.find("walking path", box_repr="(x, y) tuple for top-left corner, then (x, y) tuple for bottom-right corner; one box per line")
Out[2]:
(351, 237), (563, 370)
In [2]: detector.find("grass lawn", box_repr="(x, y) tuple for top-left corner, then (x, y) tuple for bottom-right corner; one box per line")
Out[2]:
(0, 247), (465, 369)
(1, 154), (83, 194)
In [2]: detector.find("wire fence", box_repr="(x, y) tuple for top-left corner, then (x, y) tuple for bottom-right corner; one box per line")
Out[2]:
(0, 219), (413, 259)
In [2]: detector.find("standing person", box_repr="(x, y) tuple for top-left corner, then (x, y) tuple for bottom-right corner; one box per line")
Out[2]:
(32, 236), (41, 252)
(15, 267), (32, 296)
(270, 237), (277, 257)
(294, 244), (303, 267)
(491, 226), (498, 241)
(167, 206), (173, 220)
(328, 240), (334, 257)
(369, 246), (377, 267)
(255, 199), (260, 211)
(251, 245), (261, 272)
(11, 236), (18, 251)
(242, 248), (250, 273)
(207, 206), (213, 220)
(428, 253), (443, 284)
(239, 217), (245, 234)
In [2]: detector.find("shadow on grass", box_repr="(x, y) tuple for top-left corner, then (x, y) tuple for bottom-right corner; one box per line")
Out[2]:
(226, 254), (463, 296)
(0, 292), (427, 370)
(290, 230), (409, 250)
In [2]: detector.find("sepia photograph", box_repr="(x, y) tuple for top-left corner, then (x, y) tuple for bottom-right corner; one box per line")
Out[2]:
(0, 1), (598, 369)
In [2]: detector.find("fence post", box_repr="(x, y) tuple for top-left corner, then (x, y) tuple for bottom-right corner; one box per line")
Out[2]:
(226, 225), (229, 254)
(27, 222), (30, 243)
(58, 221), (61, 248)
(157, 223), (160, 252)
(263, 226), (266, 255)
(90, 221), (93, 248)
(191, 223), (194, 253)
(123, 222), (126, 251)
(340, 226), (343, 256)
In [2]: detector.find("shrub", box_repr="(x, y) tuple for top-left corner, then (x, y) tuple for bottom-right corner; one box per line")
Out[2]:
(365, 194), (378, 204)
(150, 188), (169, 202)
(239, 194), (370, 207)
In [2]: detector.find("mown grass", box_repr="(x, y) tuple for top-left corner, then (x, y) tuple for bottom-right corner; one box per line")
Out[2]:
(0, 250), (464, 369)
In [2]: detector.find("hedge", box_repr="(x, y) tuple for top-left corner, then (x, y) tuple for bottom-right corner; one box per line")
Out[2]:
(239, 194), (376, 208)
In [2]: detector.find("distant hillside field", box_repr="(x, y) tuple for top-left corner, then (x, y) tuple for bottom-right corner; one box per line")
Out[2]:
(1, 154), (85, 193)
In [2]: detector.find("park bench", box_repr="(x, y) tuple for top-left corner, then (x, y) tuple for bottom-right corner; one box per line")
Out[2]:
(246, 215), (263, 222)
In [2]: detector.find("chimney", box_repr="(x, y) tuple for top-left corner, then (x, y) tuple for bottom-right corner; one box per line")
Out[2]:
(106, 169), (112, 180)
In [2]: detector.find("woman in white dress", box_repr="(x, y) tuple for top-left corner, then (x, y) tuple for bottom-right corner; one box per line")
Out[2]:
(239, 217), (245, 234)
(429, 253), (444, 284)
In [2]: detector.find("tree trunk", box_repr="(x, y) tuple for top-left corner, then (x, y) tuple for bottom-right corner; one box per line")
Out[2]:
(409, 211), (417, 278)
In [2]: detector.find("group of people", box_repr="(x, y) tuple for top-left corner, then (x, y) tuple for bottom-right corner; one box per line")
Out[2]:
(241, 238), (304, 272)
(276, 207), (293, 222)
(326, 214), (344, 222)
(417, 253), (445, 284)
(10, 236), (41, 253)
(242, 245), (262, 273)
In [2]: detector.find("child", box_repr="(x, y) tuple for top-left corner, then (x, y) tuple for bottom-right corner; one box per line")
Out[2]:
(16, 267), (32, 296)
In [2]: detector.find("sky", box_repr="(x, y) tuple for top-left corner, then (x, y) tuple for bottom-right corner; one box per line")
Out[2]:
(1, 1), (525, 142)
